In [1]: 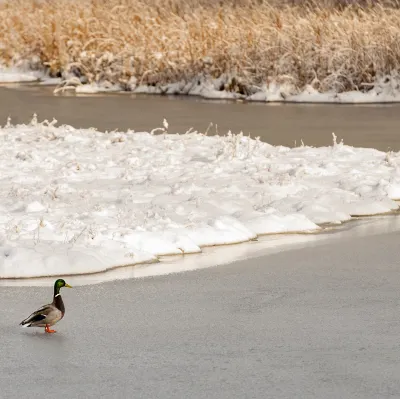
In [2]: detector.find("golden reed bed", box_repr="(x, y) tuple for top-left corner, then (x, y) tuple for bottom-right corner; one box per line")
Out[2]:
(0, 0), (399, 93)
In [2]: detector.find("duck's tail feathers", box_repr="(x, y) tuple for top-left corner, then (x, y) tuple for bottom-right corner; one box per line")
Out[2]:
(20, 313), (46, 327)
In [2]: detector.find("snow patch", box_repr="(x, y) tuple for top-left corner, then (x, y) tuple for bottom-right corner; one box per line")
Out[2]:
(0, 67), (40, 83)
(51, 74), (400, 104)
(0, 118), (399, 278)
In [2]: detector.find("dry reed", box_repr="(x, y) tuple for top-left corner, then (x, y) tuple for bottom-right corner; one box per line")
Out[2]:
(0, 0), (399, 93)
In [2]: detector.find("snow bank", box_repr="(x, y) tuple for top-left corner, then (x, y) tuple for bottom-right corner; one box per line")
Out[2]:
(3, 65), (400, 104)
(0, 68), (40, 83)
(59, 74), (400, 104)
(148, 75), (400, 103)
(0, 117), (399, 278)
(0, 67), (61, 86)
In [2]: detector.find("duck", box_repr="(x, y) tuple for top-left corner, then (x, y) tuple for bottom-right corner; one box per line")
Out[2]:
(20, 278), (72, 333)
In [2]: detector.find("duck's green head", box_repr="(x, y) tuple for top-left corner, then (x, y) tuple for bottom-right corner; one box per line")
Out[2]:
(54, 279), (72, 295)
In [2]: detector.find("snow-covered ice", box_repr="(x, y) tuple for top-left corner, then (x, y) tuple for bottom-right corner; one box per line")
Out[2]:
(0, 117), (400, 278)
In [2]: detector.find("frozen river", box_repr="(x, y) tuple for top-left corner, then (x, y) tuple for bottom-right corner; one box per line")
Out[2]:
(2, 224), (400, 398)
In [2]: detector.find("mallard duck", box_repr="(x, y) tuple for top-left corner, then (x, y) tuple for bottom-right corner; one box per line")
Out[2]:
(20, 279), (72, 333)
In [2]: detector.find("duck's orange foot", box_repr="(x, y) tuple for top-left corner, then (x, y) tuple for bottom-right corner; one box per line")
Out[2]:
(45, 325), (56, 334)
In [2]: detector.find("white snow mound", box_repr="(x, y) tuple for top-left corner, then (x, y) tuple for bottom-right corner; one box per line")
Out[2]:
(0, 117), (399, 278)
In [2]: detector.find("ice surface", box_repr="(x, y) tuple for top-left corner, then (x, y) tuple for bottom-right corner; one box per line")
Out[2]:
(0, 117), (399, 278)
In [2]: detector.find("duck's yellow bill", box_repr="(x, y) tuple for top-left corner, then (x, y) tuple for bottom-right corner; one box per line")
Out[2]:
(65, 283), (73, 288)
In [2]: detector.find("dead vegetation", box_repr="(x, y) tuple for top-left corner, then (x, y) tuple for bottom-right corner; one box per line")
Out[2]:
(0, 0), (399, 93)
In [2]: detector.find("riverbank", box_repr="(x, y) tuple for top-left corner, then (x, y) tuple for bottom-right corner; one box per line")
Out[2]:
(2, 1), (400, 102)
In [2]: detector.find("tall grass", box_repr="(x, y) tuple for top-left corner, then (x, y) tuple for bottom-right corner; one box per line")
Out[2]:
(1, 0), (399, 93)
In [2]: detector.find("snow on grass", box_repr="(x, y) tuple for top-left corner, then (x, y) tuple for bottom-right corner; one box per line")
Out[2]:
(0, 117), (400, 278)
(53, 74), (400, 104)
(2, 66), (400, 104)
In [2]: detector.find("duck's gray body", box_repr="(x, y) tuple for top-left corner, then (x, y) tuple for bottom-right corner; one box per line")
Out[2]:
(20, 294), (65, 328)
